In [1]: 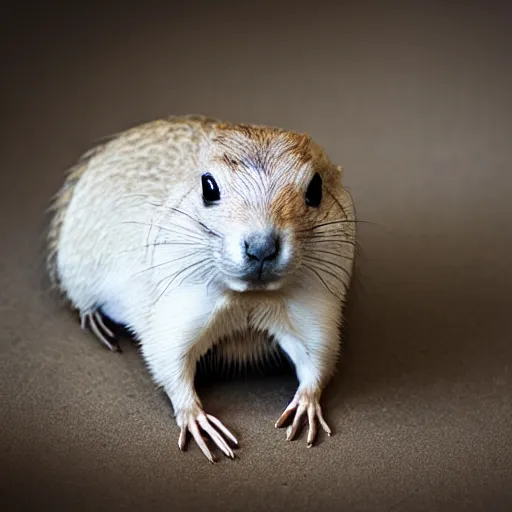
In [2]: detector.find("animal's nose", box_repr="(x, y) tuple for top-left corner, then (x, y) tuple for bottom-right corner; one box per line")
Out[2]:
(244, 231), (280, 262)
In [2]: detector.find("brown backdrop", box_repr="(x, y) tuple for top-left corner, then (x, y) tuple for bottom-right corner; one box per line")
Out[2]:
(1, 1), (511, 510)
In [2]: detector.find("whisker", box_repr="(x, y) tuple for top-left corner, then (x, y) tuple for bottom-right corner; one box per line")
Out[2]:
(121, 220), (208, 244)
(303, 238), (356, 245)
(303, 238), (364, 257)
(120, 241), (208, 255)
(304, 248), (355, 260)
(302, 254), (352, 282)
(205, 273), (219, 296)
(299, 231), (351, 238)
(300, 233), (357, 244)
(134, 250), (209, 275)
(159, 230), (207, 244)
(326, 189), (381, 229)
(145, 219), (155, 264)
(299, 227), (355, 236)
(177, 261), (214, 288)
(325, 188), (352, 220)
(297, 219), (366, 233)
(155, 258), (211, 303)
(121, 220), (204, 240)
(167, 207), (222, 239)
(301, 264), (342, 300)
(302, 259), (348, 287)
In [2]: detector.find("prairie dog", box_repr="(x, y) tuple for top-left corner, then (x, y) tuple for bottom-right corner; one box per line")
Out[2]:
(46, 115), (356, 462)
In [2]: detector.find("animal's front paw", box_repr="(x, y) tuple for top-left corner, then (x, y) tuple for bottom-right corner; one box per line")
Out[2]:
(275, 388), (331, 447)
(176, 406), (238, 463)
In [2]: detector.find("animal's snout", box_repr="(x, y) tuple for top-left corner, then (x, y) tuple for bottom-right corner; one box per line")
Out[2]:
(244, 231), (280, 263)
(226, 228), (289, 288)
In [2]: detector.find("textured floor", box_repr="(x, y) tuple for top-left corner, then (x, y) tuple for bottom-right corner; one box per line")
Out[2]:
(1, 1), (511, 511)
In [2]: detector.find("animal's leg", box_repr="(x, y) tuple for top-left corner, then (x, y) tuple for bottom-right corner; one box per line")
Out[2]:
(272, 294), (342, 447)
(140, 300), (238, 463)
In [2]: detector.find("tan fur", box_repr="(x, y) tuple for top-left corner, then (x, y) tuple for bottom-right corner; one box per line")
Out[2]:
(213, 124), (319, 176)
(270, 183), (309, 228)
(46, 113), (356, 462)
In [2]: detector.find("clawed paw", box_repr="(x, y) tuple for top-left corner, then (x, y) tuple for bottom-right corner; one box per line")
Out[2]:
(275, 390), (331, 447)
(177, 408), (238, 463)
(81, 311), (121, 352)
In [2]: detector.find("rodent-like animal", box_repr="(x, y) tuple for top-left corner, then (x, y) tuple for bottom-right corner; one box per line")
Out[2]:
(46, 114), (356, 462)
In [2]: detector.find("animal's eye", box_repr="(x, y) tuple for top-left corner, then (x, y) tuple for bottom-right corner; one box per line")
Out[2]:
(305, 173), (322, 208)
(201, 173), (221, 204)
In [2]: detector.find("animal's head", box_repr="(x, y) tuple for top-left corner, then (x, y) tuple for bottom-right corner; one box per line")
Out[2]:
(187, 122), (355, 294)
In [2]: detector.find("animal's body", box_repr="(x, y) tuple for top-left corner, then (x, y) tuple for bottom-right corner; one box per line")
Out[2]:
(46, 114), (356, 462)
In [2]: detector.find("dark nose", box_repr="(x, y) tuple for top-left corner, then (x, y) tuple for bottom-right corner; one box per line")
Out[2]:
(244, 231), (280, 262)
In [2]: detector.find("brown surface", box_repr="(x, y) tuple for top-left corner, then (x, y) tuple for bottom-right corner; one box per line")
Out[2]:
(1, 1), (511, 511)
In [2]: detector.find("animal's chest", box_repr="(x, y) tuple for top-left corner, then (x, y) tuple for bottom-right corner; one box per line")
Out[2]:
(209, 296), (288, 341)
(204, 299), (286, 367)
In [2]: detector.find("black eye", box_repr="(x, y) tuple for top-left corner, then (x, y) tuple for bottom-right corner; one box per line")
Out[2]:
(305, 173), (322, 207)
(201, 173), (220, 204)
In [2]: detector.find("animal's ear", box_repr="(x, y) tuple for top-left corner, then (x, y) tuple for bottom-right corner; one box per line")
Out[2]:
(335, 164), (344, 175)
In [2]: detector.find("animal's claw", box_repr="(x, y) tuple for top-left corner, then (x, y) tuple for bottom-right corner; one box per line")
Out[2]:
(275, 389), (331, 447)
(81, 311), (121, 352)
(178, 407), (238, 463)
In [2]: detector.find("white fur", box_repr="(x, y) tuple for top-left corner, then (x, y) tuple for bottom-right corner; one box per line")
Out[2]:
(51, 116), (356, 458)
